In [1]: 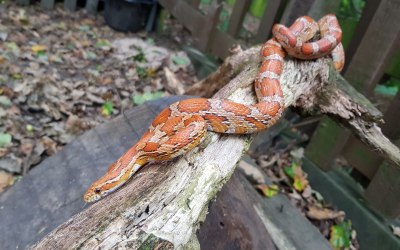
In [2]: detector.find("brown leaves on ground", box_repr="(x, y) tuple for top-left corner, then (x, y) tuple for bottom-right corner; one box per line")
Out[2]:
(0, 2), (197, 189)
(252, 125), (359, 249)
(0, 171), (14, 192)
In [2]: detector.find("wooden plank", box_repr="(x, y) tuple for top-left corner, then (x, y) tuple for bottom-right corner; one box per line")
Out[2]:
(342, 138), (381, 178)
(227, 0), (252, 37)
(158, 0), (215, 51)
(198, 171), (277, 250)
(307, 0), (340, 20)
(186, 0), (200, 8)
(303, 158), (400, 249)
(280, 0), (315, 25)
(305, 117), (350, 171)
(365, 151), (400, 218)
(254, 0), (285, 43)
(85, 0), (99, 15)
(64, 0), (78, 11)
(197, 4), (222, 51)
(344, 0), (400, 95)
(158, 0), (208, 35)
(344, 0), (382, 70)
(0, 97), (187, 249)
(207, 28), (238, 59)
(342, 91), (400, 179)
(41, 0), (55, 9)
(306, 0), (400, 171)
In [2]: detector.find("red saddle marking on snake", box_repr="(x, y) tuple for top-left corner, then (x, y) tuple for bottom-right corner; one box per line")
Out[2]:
(84, 14), (345, 202)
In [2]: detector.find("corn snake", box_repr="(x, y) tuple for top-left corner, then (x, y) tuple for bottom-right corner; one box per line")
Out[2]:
(84, 14), (344, 202)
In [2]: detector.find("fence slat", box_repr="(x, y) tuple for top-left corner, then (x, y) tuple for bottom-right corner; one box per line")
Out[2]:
(64, 0), (77, 11)
(186, 0), (200, 8)
(307, 0), (340, 20)
(227, 0), (252, 37)
(85, 0), (99, 15)
(16, 0), (31, 5)
(365, 150), (400, 218)
(305, 118), (350, 171)
(306, 0), (400, 173)
(343, 90), (400, 179)
(41, 0), (55, 10)
(254, 0), (285, 43)
(345, 0), (400, 95)
(280, 0), (315, 25)
(197, 4), (222, 52)
(159, 0), (234, 59)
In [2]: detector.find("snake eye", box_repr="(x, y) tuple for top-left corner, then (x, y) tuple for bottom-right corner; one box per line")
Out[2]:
(94, 188), (101, 194)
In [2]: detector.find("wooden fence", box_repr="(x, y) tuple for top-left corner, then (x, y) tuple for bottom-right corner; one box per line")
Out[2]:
(16, 0), (400, 218)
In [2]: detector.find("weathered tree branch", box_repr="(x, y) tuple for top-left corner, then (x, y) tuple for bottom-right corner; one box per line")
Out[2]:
(32, 45), (400, 249)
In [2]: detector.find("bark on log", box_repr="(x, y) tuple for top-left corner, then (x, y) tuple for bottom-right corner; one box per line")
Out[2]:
(32, 45), (400, 249)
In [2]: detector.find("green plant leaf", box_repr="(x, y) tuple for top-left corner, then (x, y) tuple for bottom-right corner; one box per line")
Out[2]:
(101, 101), (114, 116)
(95, 39), (110, 48)
(0, 96), (12, 107)
(26, 124), (34, 132)
(172, 55), (189, 66)
(330, 221), (352, 250)
(256, 184), (279, 198)
(83, 51), (97, 60)
(132, 91), (164, 105)
(284, 162), (298, 179)
(0, 133), (12, 148)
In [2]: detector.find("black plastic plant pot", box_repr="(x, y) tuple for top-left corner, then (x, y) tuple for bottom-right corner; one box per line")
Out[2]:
(104, 0), (154, 32)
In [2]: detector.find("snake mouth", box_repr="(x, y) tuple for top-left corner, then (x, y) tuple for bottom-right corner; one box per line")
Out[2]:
(83, 193), (101, 203)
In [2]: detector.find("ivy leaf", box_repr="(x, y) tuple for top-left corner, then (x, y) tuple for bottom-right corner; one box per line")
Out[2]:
(329, 221), (352, 250)
(256, 184), (279, 198)
(284, 162), (298, 179)
(172, 55), (189, 66)
(284, 162), (309, 191)
(132, 91), (163, 105)
(0, 133), (12, 148)
(83, 51), (97, 60)
(101, 101), (114, 116)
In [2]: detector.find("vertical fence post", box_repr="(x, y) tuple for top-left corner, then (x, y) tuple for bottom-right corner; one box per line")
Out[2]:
(365, 92), (400, 217)
(64, 0), (78, 11)
(365, 146), (400, 218)
(254, 0), (286, 43)
(227, 0), (252, 37)
(16, 0), (31, 5)
(305, 0), (400, 173)
(86, 0), (99, 15)
(41, 0), (55, 9)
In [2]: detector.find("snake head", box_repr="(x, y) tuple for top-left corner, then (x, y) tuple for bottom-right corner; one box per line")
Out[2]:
(83, 173), (125, 203)
(83, 185), (103, 203)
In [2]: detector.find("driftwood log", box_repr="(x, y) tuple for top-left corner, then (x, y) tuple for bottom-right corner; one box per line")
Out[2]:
(32, 45), (400, 249)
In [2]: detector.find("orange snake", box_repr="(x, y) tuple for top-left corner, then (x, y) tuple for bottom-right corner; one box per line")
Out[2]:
(84, 14), (344, 202)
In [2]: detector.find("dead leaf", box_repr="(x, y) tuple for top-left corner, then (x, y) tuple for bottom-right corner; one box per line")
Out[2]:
(31, 45), (48, 53)
(256, 184), (279, 198)
(391, 225), (400, 238)
(164, 67), (185, 95)
(40, 136), (57, 156)
(238, 160), (265, 184)
(0, 148), (8, 157)
(0, 155), (22, 173)
(307, 206), (345, 220)
(19, 141), (34, 156)
(0, 171), (14, 192)
(65, 115), (90, 134)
